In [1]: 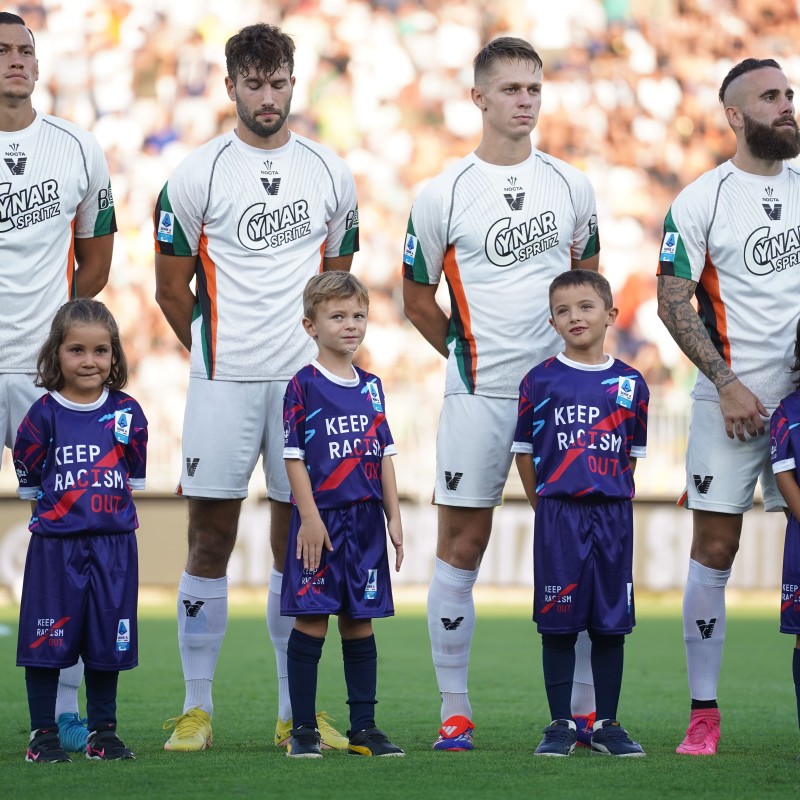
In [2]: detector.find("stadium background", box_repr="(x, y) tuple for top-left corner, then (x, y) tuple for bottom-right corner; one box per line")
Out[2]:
(0, 0), (794, 594)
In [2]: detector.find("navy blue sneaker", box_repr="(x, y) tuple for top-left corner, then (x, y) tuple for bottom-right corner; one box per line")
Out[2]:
(287, 726), (323, 759)
(348, 727), (404, 757)
(590, 719), (645, 757)
(534, 719), (577, 757)
(26, 729), (71, 763)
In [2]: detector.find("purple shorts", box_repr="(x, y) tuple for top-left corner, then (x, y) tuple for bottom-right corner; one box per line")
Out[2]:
(533, 497), (635, 635)
(781, 515), (800, 633)
(281, 501), (394, 620)
(17, 532), (139, 670)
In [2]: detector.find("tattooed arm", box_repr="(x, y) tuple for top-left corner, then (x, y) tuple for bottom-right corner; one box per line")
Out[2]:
(656, 274), (767, 441)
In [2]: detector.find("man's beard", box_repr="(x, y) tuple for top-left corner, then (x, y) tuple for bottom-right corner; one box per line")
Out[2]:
(743, 112), (800, 161)
(236, 95), (290, 139)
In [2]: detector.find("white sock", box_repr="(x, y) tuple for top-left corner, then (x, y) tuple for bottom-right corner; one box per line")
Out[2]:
(55, 658), (84, 718)
(683, 558), (730, 701)
(267, 567), (294, 721)
(571, 629), (596, 717)
(177, 571), (228, 715)
(428, 557), (478, 722)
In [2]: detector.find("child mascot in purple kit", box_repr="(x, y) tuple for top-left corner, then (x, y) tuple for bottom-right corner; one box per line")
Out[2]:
(280, 271), (405, 758)
(14, 299), (146, 763)
(512, 270), (649, 757)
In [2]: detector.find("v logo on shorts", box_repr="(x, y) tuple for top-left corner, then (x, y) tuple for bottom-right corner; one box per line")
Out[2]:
(186, 458), (200, 477)
(444, 471), (463, 491)
(693, 474), (713, 494)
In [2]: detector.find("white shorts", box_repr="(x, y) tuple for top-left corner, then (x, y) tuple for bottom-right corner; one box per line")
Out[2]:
(682, 398), (782, 513)
(0, 373), (45, 454)
(179, 378), (290, 501)
(434, 394), (517, 508)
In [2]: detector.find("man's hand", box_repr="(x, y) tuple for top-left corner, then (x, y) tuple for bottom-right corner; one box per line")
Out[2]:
(718, 379), (767, 441)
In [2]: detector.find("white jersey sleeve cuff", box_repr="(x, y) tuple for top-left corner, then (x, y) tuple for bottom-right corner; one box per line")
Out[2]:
(773, 458), (796, 474)
(510, 442), (533, 454)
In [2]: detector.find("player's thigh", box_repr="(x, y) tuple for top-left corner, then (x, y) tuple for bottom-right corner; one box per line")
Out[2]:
(84, 532), (139, 670)
(179, 378), (268, 499)
(1, 373), (44, 451)
(16, 535), (87, 669)
(683, 399), (768, 513)
(261, 380), (291, 503)
(434, 394), (517, 507)
(590, 501), (635, 634)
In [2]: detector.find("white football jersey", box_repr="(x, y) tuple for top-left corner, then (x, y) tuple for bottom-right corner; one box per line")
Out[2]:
(659, 160), (800, 405)
(404, 149), (599, 399)
(155, 130), (359, 381)
(0, 112), (116, 372)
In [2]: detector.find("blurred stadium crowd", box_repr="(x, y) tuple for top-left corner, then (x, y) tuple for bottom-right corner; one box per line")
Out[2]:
(6, 0), (799, 495)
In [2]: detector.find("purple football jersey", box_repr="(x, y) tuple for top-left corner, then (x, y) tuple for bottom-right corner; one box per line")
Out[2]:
(14, 389), (147, 535)
(512, 354), (649, 499)
(283, 361), (396, 509)
(772, 390), (800, 633)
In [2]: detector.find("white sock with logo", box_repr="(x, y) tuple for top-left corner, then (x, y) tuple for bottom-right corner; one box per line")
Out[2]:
(55, 659), (84, 718)
(683, 559), (730, 701)
(428, 557), (478, 722)
(571, 629), (596, 717)
(267, 567), (294, 721)
(177, 571), (228, 716)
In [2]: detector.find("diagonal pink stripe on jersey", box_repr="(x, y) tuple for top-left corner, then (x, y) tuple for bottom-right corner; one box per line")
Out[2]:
(317, 413), (386, 492)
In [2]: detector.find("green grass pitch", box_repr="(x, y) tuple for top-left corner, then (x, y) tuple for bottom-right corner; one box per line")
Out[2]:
(1, 597), (799, 799)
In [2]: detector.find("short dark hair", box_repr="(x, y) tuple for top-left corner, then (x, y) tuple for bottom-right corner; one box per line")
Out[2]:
(473, 37), (542, 84)
(0, 11), (35, 46)
(719, 58), (782, 104)
(549, 269), (614, 311)
(225, 23), (295, 82)
(36, 299), (128, 392)
(303, 271), (369, 320)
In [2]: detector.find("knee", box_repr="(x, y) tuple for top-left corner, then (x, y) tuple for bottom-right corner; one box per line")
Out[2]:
(691, 537), (739, 570)
(187, 528), (236, 574)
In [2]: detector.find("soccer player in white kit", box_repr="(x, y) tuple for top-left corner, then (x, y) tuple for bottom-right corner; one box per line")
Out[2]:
(0, 12), (116, 754)
(155, 23), (359, 752)
(657, 57), (800, 755)
(402, 37), (601, 749)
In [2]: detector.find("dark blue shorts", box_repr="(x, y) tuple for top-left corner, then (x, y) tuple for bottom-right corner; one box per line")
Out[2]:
(281, 501), (394, 620)
(533, 497), (635, 635)
(781, 515), (800, 634)
(17, 532), (139, 670)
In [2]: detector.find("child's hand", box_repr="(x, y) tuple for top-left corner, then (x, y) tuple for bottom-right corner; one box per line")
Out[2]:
(296, 516), (333, 572)
(387, 518), (403, 571)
